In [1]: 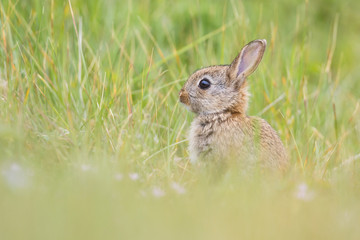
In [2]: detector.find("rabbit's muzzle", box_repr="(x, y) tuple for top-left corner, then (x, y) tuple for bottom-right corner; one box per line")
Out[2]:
(179, 89), (190, 106)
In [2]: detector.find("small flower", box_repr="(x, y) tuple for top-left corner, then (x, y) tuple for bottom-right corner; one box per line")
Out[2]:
(295, 182), (314, 201)
(80, 164), (91, 172)
(129, 172), (139, 181)
(153, 134), (159, 144)
(58, 127), (70, 136)
(1, 163), (31, 189)
(171, 182), (186, 194)
(152, 187), (165, 198)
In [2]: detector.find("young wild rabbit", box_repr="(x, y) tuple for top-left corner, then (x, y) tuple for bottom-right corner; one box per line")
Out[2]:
(179, 39), (288, 171)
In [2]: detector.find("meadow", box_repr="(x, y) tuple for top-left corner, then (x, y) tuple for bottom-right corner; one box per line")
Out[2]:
(0, 0), (360, 239)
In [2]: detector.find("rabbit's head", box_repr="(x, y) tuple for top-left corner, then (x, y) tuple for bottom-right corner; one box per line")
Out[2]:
(179, 39), (266, 115)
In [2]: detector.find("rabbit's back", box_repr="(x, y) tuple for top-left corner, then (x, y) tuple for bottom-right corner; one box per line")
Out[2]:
(189, 113), (288, 170)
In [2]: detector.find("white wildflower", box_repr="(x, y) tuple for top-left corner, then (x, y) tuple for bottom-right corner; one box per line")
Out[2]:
(128, 172), (139, 181)
(153, 134), (159, 143)
(58, 127), (70, 136)
(152, 186), (165, 198)
(1, 163), (31, 189)
(80, 164), (92, 172)
(295, 182), (314, 201)
(171, 182), (186, 194)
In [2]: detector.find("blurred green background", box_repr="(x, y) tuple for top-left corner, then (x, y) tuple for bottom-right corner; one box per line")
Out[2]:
(0, 0), (360, 239)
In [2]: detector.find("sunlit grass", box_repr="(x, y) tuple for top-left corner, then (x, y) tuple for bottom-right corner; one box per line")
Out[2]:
(0, 0), (360, 239)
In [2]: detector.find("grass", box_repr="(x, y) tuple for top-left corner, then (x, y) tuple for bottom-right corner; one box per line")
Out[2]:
(0, 0), (360, 239)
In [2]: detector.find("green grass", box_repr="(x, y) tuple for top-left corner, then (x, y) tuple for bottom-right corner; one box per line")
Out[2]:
(1, 0), (360, 239)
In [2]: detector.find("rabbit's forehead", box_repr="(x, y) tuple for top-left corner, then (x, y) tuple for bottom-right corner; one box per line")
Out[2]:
(188, 65), (228, 83)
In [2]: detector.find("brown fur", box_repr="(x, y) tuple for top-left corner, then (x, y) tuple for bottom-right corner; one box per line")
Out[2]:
(179, 39), (288, 171)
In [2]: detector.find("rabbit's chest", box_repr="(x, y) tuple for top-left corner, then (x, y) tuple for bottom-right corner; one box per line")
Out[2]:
(188, 121), (214, 163)
(188, 118), (248, 163)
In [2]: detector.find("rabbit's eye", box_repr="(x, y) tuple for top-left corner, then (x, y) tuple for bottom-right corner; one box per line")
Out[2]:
(199, 78), (211, 90)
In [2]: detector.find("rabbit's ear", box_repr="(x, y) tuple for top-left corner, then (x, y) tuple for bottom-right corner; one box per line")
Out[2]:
(228, 39), (266, 85)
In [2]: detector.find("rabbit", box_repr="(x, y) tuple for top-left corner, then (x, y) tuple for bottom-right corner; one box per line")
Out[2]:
(179, 39), (288, 171)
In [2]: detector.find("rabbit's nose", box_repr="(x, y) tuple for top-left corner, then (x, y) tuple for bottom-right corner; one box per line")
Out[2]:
(179, 89), (190, 106)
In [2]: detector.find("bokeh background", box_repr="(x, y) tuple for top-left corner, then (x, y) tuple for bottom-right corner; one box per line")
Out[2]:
(0, 0), (360, 239)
